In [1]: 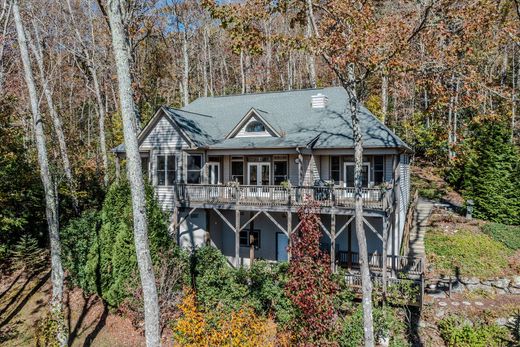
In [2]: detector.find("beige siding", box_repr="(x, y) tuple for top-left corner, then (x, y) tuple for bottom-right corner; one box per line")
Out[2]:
(320, 155), (330, 181)
(288, 154), (299, 185)
(140, 115), (190, 150)
(385, 155), (393, 182)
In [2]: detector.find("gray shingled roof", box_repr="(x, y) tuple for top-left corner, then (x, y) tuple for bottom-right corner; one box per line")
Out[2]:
(114, 87), (410, 152)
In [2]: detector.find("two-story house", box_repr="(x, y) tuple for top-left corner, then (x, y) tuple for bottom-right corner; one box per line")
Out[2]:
(113, 87), (420, 280)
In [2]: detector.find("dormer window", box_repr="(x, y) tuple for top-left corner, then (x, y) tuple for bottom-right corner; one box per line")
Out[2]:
(245, 121), (265, 133)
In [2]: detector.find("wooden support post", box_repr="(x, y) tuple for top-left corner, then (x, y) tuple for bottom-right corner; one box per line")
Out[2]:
(347, 223), (352, 270)
(330, 212), (336, 272)
(249, 219), (255, 265)
(382, 215), (388, 301)
(235, 208), (240, 268)
(287, 210), (292, 261)
(170, 206), (179, 242)
(205, 209), (211, 246)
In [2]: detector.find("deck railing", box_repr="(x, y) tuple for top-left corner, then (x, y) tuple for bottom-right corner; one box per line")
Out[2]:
(337, 251), (424, 276)
(172, 183), (391, 210)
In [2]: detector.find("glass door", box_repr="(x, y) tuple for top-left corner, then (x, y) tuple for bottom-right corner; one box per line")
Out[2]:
(247, 162), (270, 198)
(247, 162), (270, 185)
(207, 162), (220, 184)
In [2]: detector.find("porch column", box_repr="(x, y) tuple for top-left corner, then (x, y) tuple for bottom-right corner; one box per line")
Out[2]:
(169, 206), (179, 241)
(235, 208), (241, 267)
(287, 210), (292, 261)
(205, 208), (211, 246)
(330, 212), (336, 272)
(347, 223), (352, 269)
(382, 215), (388, 298)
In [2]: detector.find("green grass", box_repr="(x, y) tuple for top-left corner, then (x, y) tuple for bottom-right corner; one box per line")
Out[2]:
(411, 174), (446, 200)
(425, 229), (512, 278)
(482, 223), (520, 251)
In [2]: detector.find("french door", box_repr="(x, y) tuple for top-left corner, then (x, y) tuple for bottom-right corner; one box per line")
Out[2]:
(247, 162), (270, 185)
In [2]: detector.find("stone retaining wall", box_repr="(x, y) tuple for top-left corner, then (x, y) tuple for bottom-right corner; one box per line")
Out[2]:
(427, 275), (520, 296)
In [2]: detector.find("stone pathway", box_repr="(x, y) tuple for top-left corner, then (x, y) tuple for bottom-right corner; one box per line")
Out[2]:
(407, 198), (434, 259)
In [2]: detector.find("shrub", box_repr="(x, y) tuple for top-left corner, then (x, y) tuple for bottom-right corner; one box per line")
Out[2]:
(338, 306), (407, 347)
(192, 246), (249, 312)
(61, 180), (175, 307)
(425, 229), (512, 278)
(450, 115), (520, 225)
(482, 223), (520, 251)
(438, 315), (509, 347)
(173, 289), (277, 346)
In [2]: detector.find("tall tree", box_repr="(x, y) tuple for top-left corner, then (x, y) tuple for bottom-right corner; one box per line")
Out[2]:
(105, 0), (161, 346)
(12, 0), (67, 345)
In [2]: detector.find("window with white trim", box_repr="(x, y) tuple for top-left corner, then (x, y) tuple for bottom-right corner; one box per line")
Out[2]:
(187, 154), (202, 184)
(156, 155), (176, 186)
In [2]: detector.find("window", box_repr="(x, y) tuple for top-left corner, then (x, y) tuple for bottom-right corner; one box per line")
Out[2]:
(345, 163), (369, 187)
(274, 160), (288, 185)
(245, 121), (265, 133)
(231, 157), (244, 184)
(331, 156), (340, 184)
(239, 229), (261, 248)
(374, 156), (384, 185)
(187, 154), (202, 184)
(141, 156), (149, 180)
(156, 155), (176, 186)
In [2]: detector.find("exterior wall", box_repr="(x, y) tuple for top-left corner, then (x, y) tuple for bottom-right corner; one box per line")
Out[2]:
(140, 115), (190, 150)
(178, 209), (207, 250)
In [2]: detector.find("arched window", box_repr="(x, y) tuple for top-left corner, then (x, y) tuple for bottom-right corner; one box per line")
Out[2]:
(245, 121), (265, 133)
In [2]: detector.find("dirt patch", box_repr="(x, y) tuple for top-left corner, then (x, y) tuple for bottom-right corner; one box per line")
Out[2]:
(0, 266), (174, 346)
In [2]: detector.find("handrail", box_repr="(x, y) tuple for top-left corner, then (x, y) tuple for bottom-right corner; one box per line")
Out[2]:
(172, 183), (389, 210)
(401, 188), (419, 256)
(337, 250), (424, 275)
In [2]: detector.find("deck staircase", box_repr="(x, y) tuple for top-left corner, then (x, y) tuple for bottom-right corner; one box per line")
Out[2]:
(407, 198), (434, 259)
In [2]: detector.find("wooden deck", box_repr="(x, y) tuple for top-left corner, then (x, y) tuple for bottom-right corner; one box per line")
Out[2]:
(170, 183), (393, 211)
(336, 251), (424, 277)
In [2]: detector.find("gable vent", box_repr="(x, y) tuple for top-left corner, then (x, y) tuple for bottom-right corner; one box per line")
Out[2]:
(311, 93), (328, 108)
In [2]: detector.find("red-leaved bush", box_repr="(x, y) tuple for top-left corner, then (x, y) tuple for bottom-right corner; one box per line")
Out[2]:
(286, 200), (339, 345)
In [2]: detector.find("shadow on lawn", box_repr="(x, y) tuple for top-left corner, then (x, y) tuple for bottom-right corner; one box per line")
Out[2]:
(0, 270), (50, 329)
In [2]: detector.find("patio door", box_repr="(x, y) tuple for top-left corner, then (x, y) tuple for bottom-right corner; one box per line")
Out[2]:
(247, 162), (270, 185)
(343, 162), (370, 199)
(207, 162), (220, 184)
(276, 232), (288, 262)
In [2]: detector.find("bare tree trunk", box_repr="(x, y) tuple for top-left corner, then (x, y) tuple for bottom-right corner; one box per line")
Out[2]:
(306, 21), (317, 88)
(0, 0), (11, 94)
(182, 30), (189, 106)
(66, 0), (109, 186)
(513, 49), (517, 142)
(305, 0), (374, 344)
(346, 65), (375, 347)
(203, 27), (209, 97)
(381, 71), (388, 124)
(13, 1), (67, 345)
(106, 1), (161, 346)
(240, 49), (246, 94)
(26, 23), (79, 212)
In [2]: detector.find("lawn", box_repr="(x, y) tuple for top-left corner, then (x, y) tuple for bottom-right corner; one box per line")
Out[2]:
(425, 229), (513, 278)
(482, 223), (520, 251)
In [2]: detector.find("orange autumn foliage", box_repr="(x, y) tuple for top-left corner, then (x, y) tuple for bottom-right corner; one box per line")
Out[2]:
(173, 289), (278, 347)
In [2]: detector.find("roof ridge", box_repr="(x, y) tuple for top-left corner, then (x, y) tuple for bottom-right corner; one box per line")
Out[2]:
(207, 86), (335, 99)
(166, 106), (214, 118)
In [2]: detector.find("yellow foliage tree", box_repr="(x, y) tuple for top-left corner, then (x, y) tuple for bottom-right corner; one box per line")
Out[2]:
(173, 289), (278, 346)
